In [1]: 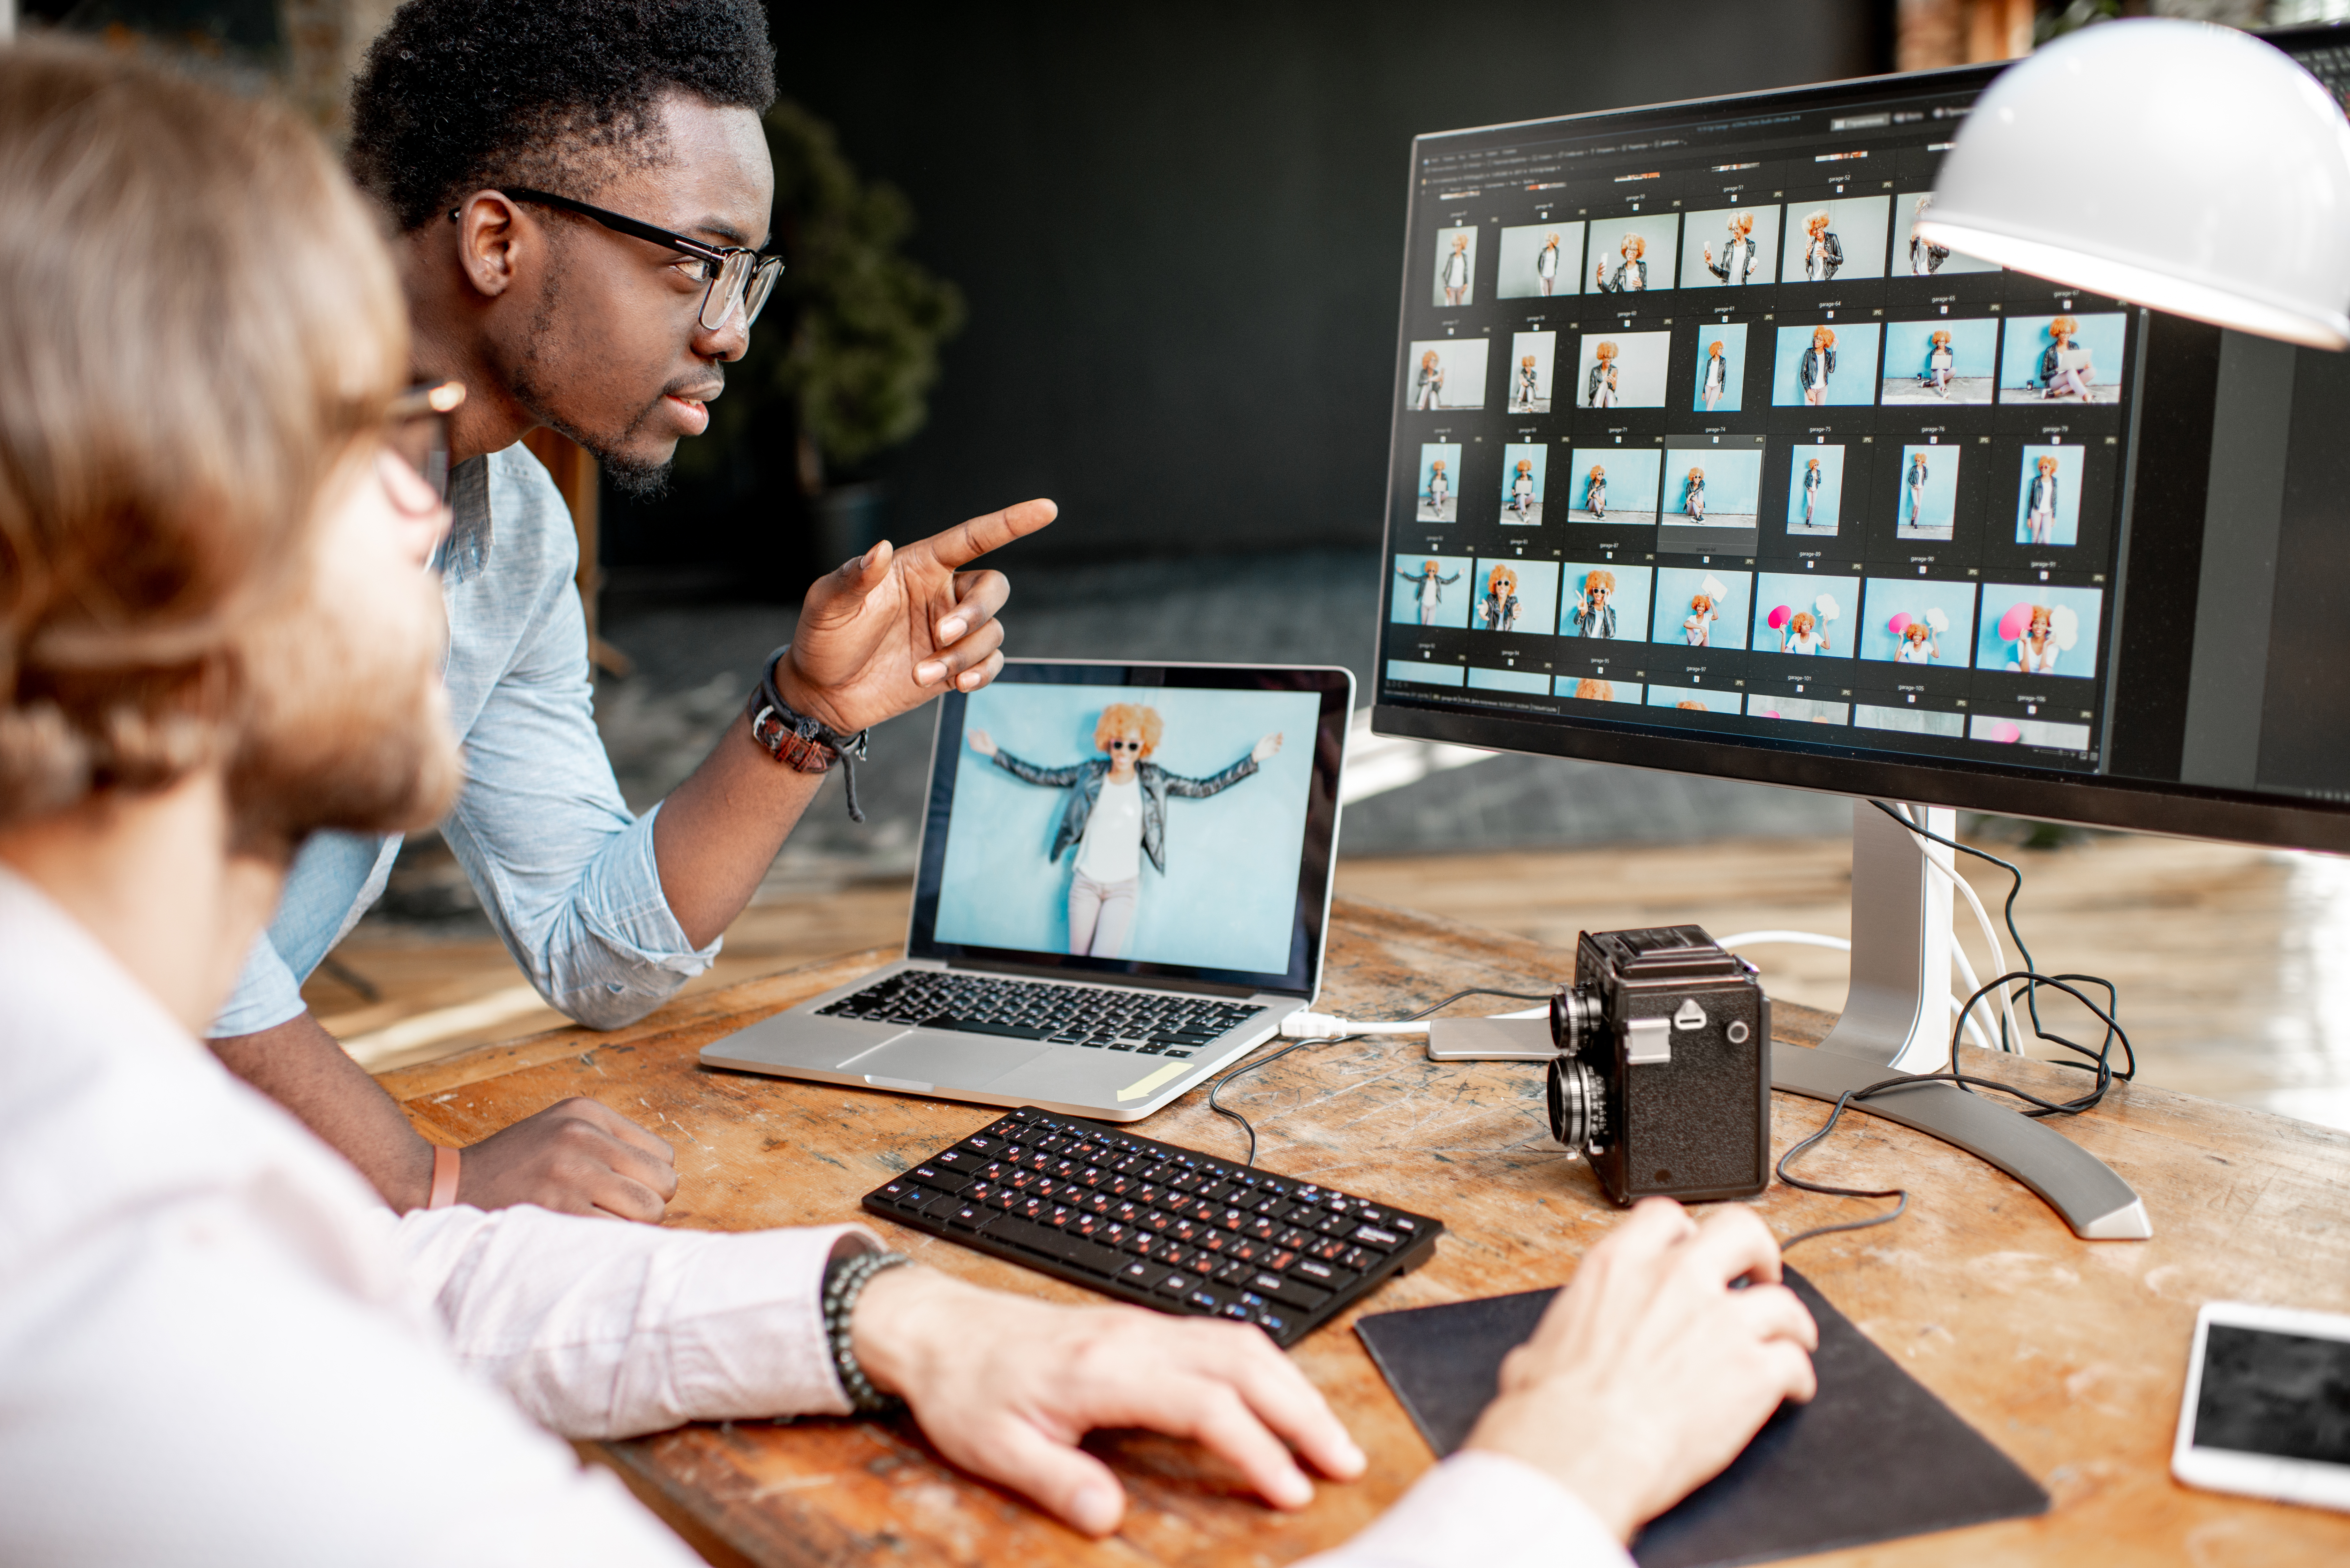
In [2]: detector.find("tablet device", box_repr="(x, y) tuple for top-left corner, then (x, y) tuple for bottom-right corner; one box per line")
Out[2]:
(2173, 1300), (2350, 1511)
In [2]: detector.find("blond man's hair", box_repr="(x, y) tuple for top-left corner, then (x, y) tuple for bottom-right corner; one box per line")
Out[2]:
(0, 42), (408, 831)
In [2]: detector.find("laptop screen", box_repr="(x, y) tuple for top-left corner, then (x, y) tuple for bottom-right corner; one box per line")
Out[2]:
(911, 662), (1353, 994)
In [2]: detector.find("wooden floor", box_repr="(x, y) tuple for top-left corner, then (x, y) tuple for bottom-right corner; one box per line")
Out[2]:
(309, 832), (2350, 1132)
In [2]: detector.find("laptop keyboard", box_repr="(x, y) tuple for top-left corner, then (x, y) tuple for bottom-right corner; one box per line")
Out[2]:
(863, 1107), (1442, 1345)
(816, 971), (1265, 1058)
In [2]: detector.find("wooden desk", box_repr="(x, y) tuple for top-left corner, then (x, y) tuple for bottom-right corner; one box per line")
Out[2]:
(380, 899), (2350, 1567)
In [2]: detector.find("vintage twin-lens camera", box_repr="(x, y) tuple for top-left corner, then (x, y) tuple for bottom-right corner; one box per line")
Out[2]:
(1546, 925), (1772, 1205)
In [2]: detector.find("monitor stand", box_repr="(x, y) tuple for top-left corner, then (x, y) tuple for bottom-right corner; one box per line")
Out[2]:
(1768, 801), (2151, 1241)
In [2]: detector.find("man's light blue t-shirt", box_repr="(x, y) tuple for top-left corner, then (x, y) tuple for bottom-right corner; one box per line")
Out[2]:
(210, 446), (719, 1039)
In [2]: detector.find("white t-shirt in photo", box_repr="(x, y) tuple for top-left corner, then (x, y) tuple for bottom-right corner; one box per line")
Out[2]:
(1076, 775), (1145, 882)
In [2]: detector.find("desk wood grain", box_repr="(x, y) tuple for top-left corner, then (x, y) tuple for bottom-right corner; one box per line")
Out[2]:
(387, 898), (2350, 1567)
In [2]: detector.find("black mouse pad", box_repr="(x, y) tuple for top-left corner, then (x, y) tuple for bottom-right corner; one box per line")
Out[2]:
(1354, 1268), (2048, 1568)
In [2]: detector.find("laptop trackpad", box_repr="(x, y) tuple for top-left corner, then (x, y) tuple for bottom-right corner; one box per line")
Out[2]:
(837, 1030), (1049, 1088)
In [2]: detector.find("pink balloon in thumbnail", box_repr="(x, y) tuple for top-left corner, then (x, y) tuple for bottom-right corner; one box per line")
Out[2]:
(1887, 612), (1913, 637)
(1768, 605), (1791, 630)
(1998, 603), (2032, 642)
(1986, 721), (2022, 743)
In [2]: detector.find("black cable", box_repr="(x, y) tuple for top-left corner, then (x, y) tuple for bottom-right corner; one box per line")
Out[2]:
(1869, 801), (2129, 1076)
(1776, 1086), (1909, 1251)
(1207, 987), (1551, 1167)
(1772, 809), (2135, 1251)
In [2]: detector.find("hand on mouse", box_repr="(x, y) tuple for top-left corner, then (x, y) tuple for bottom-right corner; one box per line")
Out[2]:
(1464, 1200), (1818, 1542)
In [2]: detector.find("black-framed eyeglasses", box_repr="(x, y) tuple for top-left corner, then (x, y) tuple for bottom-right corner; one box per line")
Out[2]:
(1108, 739), (1143, 752)
(494, 187), (784, 332)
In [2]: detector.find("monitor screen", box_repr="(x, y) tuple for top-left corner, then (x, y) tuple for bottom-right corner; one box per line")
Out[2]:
(912, 663), (1351, 991)
(1374, 28), (2350, 852)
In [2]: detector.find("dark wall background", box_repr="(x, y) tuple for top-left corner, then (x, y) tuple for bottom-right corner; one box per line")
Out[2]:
(604, 0), (1894, 584)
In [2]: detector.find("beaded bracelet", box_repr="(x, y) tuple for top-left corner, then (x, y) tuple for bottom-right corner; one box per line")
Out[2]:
(821, 1248), (912, 1414)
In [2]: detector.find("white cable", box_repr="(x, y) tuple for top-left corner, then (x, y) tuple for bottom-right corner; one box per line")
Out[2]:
(1278, 1011), (1425, 1038)
(1719, 929), (1850, 954)
(1879, 805), (2024, 1052)
(1944, 938), (1998, 1055)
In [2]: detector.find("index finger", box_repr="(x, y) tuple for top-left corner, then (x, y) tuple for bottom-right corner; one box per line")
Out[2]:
(916, 498), (1058, 570)
(1680, 1205), (1786, 1289)
(1188, 1325), (1365, 1482)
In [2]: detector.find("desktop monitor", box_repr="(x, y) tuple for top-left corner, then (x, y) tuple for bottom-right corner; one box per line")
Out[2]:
(1370, 26), (2350, 1240)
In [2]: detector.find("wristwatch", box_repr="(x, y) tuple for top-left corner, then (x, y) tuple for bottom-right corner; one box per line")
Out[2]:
(746, 644), (869, 822)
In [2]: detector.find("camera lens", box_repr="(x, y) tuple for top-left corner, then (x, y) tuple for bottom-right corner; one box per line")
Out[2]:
(1547, 1055), (1608, 1154)
(1551, 983), (1600, 1056)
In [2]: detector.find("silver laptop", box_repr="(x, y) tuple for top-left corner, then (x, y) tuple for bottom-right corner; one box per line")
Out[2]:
(701, 660), (1354, 1121)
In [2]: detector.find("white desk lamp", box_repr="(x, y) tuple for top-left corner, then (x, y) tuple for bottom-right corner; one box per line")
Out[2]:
(1918, 18), (2350, 350)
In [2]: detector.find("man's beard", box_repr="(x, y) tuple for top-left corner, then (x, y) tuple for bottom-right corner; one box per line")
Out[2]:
(512, 362), (724, 502)
(224, 563), (462, 862)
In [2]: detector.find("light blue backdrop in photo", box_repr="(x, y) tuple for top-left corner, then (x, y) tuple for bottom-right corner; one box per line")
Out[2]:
(1973, 583), (2106, 678)
(1893, 444), (1962, 532)
(1690, 323), (1750, 412)
(1770, 322), (1880, 406)
(933, 684), (1323, 974)
(1648, 684), (1739, 714)
(2013, 444), (2086, 545)
(1785, 444), (1849, 533)
(1391, 553), (1474, 627)
(1651, 567), (1751, 647)
(1858, 577), (1980, 664)
(1998, 313), (2128, 396)
(1883, 317), (1998, 381)
(1557, 675), (1644, 703)
(1473, 556), (1561, 634)
(1663, 446), (1763, 516)
(1559, 561), (1653, 642)
(1467, 666), (1550, 694)
(1415, 443), (1461, 509)
(1566, 446), (1663, 522)
(1499, 442), (1549, 506)
(1749, 571), (1858, 656)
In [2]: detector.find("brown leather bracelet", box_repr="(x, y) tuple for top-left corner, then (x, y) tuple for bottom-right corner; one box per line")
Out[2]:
(747, 645), (868, 821)
(427, 1144), (461, 1210)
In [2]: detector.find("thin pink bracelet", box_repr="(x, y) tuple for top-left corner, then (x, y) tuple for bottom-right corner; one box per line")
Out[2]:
(428, 1144), (461, 1210)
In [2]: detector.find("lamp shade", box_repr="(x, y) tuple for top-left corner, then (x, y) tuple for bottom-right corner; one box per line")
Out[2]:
(1917, 19), (2350, 349)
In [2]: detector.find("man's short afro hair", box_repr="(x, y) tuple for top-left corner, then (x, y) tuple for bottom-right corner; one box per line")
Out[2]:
(349, 0), (777, 232)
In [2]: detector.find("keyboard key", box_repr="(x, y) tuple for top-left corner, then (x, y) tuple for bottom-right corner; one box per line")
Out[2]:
(1289, 1258), (1358, 1290)
(861, 1107), (1440, 1347)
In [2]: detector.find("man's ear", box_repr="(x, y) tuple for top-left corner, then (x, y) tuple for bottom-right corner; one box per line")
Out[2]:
(451, 190), (533, 301)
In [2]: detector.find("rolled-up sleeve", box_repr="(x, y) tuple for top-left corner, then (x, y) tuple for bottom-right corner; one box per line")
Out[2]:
(392, 1206), (881, 1439)
(439, 450), (719, 1031)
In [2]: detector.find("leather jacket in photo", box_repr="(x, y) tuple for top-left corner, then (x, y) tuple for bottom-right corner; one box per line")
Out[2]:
(989, 752), (1261, 875)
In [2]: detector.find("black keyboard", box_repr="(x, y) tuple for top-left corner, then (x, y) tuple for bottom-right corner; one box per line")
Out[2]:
(862, 1107), (1442, 1346)
(818, 970), (1265, 1059)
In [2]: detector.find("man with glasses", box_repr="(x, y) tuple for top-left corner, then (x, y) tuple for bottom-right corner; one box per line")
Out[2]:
(207, 0), (1051, 1221)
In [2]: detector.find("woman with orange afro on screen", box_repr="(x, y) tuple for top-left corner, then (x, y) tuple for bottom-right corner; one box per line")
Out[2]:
(967, 707), (1281, 958)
